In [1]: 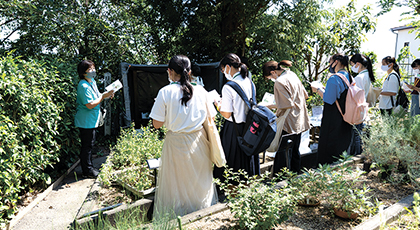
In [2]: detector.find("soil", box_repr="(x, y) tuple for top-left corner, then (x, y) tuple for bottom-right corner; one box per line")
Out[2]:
(185, 162), (418, 230)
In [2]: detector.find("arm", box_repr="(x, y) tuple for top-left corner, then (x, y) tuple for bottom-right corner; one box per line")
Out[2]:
(380, 91), (397, 96)
(311, 86), (324, 99)
(85, 90), (114, 109)
(153, 119), (164, 129)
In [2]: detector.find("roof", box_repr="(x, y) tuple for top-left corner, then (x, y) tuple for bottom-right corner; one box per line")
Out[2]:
(391, 25), (415, 32)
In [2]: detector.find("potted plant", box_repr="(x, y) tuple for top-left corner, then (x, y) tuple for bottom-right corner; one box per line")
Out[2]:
(288, 168), (325, 206)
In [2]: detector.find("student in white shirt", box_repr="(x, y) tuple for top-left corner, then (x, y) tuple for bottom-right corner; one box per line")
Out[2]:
(213, 53), (260, 188)
(378, 56), (400, 116)
(349, 53), (376, 155)
(191, 62), (205, 86)
(150, 55), (217, 220)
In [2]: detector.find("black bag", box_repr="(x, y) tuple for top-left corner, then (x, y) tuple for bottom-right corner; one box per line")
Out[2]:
(226, 80), (277, 156)
(389, 73), (409, 109)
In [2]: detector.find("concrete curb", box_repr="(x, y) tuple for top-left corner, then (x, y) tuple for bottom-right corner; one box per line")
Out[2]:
(6, 159), (80, 230)
(353, 190), (420, 230)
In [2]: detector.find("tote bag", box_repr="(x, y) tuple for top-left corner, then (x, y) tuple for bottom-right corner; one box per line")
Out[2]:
(202, 103), (226, 168)
(266, 109), (290, 152)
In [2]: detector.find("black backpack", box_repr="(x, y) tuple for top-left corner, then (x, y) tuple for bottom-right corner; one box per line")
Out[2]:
(226, 80), (277, 156)
(388, 73), (409, 109)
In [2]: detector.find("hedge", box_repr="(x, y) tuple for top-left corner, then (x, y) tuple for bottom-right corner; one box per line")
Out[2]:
(0, 53), (80, 227)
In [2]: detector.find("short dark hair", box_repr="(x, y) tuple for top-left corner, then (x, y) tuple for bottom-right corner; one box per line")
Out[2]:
(412, 59), (420, 68)
(77, 60), (95, 79)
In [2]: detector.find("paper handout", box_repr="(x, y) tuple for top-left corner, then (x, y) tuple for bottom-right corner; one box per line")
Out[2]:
(105, 79), (123, 93)
(310, 80), (324, 90)
(208, 89), (221, 103)
(259, 92), (275, 106)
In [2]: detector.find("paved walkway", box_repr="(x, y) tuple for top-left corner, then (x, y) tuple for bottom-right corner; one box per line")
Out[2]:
(12, 156), (108, 230)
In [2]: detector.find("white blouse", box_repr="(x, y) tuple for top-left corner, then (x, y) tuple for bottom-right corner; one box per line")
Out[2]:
(220, 72), (253, 123)
(150, 84), (216, 133)
(354, 70), (371, 100)
(378, 71), (400, 109)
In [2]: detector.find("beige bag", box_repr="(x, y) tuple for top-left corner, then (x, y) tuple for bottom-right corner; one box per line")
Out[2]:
(266, 109), (290, 152)
(203, 104), (226, 168)
(367, 86), (381, 107)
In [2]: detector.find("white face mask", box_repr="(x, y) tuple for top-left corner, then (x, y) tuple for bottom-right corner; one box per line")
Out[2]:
(86, 70), (96, 79)
(223, 65), (233, 81)
(414, 69), (420, 75)
(351, 64), (360, 73)
(381, 64), (391, 72)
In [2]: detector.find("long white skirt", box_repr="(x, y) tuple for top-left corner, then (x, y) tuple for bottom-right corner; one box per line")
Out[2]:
(153, 127), (217, 221)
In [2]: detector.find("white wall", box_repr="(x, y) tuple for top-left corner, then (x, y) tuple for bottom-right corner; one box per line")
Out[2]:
(394, 28), (420, 81)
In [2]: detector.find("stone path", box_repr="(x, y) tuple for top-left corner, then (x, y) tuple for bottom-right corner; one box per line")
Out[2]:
(11, 156), (108, 230)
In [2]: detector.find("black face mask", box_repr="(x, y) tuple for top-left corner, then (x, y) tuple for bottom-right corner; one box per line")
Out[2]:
(329, 62), (337, 73)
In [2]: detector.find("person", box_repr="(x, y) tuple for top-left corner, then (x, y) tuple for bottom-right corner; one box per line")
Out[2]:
(213, 53), (260, 186)
(191, 62), (205, 86)
(349, 54), (376, 155)
(406, 59), (420, 116)
(262, 60), (310, 174)
(74, 60), (114, 178)
(378, 56), (400, 116)
(240, 56), (253, 80)
(311, 53), (353, 164)
(150, 55), (217, 220)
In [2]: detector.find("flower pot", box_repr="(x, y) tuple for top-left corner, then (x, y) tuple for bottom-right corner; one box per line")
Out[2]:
(298, 198), (320, 207)
(333, 207), (358, 219)
(379, 164), (392, 180)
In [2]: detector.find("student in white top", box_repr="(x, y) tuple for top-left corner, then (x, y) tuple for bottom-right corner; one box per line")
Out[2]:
(150, 55), (217, 220)
(378, 56), (401, 116)
(213, 53), (260, 188)
(349, 53), (376, 155)
(191, 62), (205, 87)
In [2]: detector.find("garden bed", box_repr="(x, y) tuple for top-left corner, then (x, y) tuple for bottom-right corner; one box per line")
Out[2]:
(185, 161), (418, 230)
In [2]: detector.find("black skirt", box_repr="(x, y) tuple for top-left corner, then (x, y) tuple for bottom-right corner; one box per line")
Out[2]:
(317, 90), (353, 165)
(213, 120), (261, 183)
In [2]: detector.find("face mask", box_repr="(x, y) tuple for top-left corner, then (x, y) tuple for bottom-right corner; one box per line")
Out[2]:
(414, 69), (420, 75)
(224, 65), (233, 81)
(329, 63), (336, 74)
(381, 65), (391, 72)
(351, 64), (360, 73)
(86, 70), (96, 79)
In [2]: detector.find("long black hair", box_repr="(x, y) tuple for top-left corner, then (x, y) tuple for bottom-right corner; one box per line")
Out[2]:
(168, 55), (193, 106)
(383, 56), (401, 77)
(262, 60), (292, 77)
(219, 53), (248, 79)
(350, 53), (375, 83)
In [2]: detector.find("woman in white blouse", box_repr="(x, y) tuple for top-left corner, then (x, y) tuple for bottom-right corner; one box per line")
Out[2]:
(213, 53), (260, 188)
(378, 56), (401, 116)
(150, 55), (217, 220)
(349, 53), (376, 155)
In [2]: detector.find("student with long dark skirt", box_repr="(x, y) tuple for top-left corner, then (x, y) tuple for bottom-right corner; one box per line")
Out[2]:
(311, 54), (353, 164)
(213, 53), (260, 186)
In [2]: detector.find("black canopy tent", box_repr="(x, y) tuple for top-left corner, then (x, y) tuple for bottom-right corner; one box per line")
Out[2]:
(120, 62), (224, 129)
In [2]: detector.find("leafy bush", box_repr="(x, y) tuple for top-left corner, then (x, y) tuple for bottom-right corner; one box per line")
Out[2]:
(217, 169), (297, 230)
(100, 124), (165, 193)
(0, 53), (79, 226)
(362, 114), (420, 182)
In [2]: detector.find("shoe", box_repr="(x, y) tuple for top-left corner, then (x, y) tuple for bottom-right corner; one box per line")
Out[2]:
(82, 168), (100, 178)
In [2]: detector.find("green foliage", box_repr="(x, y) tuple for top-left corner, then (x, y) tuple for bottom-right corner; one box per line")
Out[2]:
(0, 53), (79, 225)
(99, 124), (165, 192)
(217, 169), (297, 230)
(362, 115), (420, 182)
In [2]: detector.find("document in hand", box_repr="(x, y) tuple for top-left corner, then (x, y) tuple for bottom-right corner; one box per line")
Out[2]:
(105, 79), (123, 93)
(310, 80), (324, 90)
(259, 92), (275, 106)
(208, 89), (221, 103)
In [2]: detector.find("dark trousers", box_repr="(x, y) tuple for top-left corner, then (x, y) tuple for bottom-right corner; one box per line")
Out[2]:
(350, 123), (363, 155)
(272, 130), (302, 176)
(79, 128), (96, 174)
(380, 109), (392, 116)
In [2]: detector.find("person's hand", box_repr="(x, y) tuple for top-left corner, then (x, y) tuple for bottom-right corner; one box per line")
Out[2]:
(214, 99), (221, 111)
(311, 86), (320, 93)
(406, 84), (415, 90)
(103, 90), (114, 100)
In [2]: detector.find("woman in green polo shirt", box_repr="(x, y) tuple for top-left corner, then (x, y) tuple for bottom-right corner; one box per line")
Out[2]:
(74, 60), (114, 178)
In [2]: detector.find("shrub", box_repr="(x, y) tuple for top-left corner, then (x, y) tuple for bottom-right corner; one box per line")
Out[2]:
(218, 169), (297, 230)
(0, 53), (79, 226)
(99, 124), (165, 193)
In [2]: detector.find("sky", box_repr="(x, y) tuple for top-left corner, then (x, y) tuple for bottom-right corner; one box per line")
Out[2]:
(336, 0), (413, 62)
